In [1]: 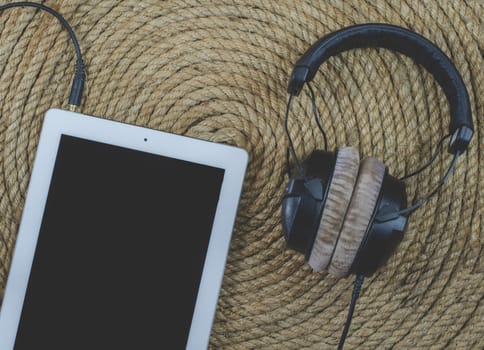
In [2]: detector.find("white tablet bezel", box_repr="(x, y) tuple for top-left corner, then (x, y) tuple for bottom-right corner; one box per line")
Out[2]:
(0, 108), (248, 350)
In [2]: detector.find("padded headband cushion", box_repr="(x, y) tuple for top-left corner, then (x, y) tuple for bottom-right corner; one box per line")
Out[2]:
(308, 147), (359, 272)
(328, 157), (386, 277)
(287, 23), (473, 152)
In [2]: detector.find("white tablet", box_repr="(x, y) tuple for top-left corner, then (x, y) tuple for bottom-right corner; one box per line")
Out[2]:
(0, 109), (247, 350)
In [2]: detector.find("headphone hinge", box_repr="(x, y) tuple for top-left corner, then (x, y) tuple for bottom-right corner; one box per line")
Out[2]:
(287, 66), (309, 96)
(448, 126), (473, 154)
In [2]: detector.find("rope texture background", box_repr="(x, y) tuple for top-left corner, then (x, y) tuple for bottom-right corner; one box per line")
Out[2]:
(0, 0), (482, 348)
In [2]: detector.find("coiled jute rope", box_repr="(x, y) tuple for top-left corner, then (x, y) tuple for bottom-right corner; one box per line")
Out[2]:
(0, 0), (482, 348)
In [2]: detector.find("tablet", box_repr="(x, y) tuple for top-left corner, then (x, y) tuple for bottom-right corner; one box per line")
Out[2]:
(0, 109), (247, 350)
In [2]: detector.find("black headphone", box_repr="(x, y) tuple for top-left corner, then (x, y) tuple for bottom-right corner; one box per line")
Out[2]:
(282, 24), (474, 278)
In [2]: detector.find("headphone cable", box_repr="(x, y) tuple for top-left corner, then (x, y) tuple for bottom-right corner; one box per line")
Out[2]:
(399, 133), (452, 180)
(338, 274), (365, 350)
(285, 82), (329, 179)
(306, 82), (328, 151)
(376, 150), (460, 222)
(0, 2), (85, 110)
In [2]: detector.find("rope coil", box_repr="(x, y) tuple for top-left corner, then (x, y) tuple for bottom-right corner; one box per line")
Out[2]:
(0, 1), (481, 349)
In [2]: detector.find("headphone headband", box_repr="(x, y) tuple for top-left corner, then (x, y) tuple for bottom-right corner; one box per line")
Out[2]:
(287, 23), (473, 154)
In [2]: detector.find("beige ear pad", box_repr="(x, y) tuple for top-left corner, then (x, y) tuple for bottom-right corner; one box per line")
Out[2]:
(327, 157), (386, 277)
(308, 147), (360, 272)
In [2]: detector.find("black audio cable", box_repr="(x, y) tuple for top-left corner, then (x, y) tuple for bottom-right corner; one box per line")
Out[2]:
(0, 1), (85, 111)
(338, 274), (365, 350)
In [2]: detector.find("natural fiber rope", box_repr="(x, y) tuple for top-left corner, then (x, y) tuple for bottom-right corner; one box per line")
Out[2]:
(0, 0), (482, 348)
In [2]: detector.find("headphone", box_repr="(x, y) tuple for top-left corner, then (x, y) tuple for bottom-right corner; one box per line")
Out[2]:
(282, 24), (474, 278)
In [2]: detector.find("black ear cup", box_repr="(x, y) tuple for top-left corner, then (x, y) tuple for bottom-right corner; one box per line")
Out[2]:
(282, 177), (320, 254)
(350, 172), (408, 276)
(283, 152), (408, 277)
(282, 150), (335, 258)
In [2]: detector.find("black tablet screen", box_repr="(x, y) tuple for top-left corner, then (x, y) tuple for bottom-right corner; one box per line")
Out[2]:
(14, 135), (224, 349)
